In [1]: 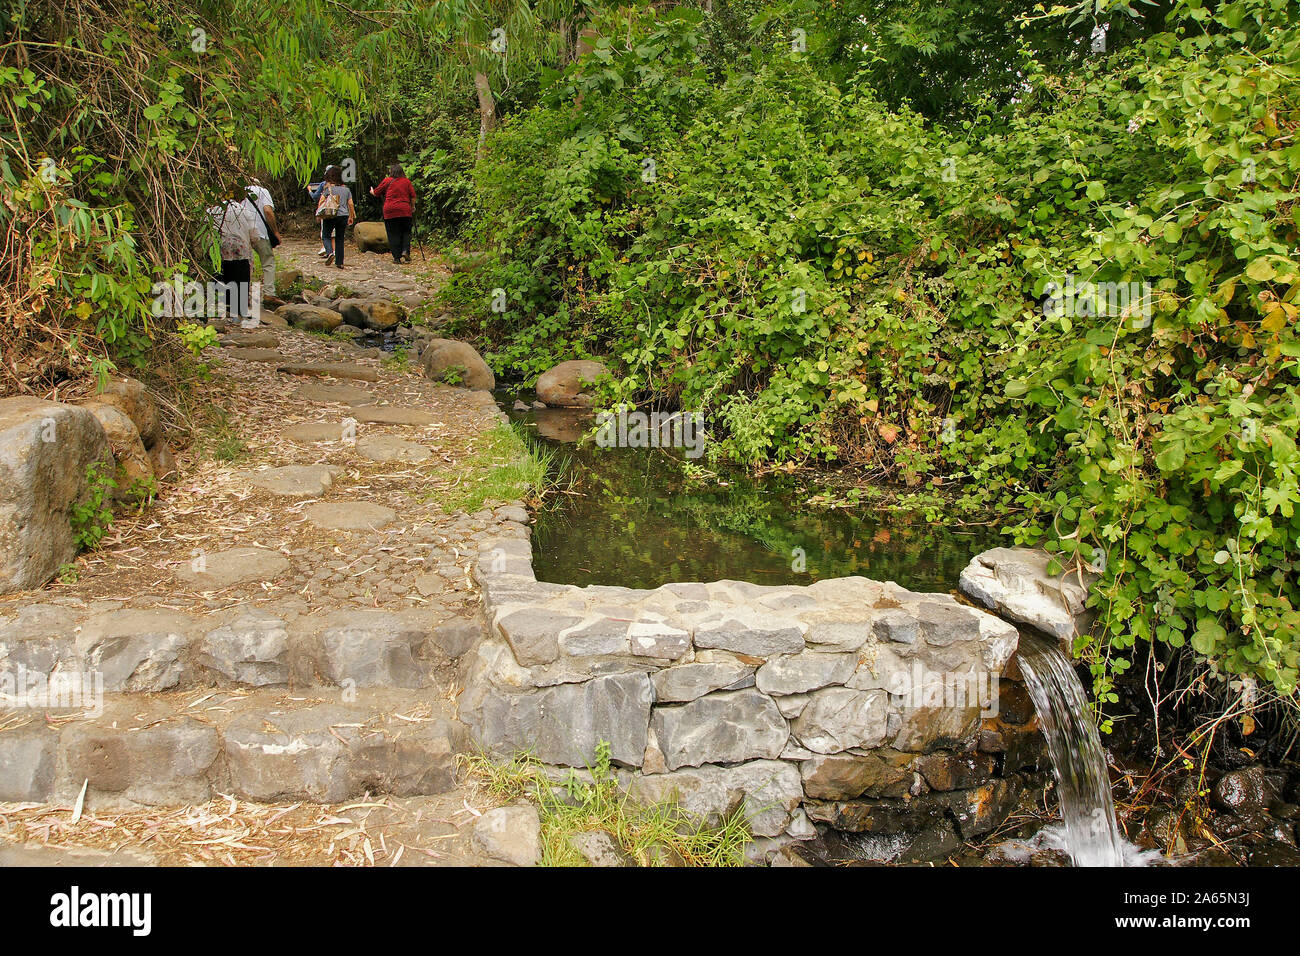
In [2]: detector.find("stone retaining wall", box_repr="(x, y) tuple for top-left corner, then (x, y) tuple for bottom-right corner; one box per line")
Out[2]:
(462, 535), (1048, 858)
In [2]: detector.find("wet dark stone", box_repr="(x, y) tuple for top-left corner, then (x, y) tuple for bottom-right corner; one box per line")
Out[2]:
(1212, 766), (1267, 813)
(1143, 805), (1183, 852)
(1247, 841), (1300, 867)
(997, 679), (1036, 725)
(1269, 801), (1298, 821)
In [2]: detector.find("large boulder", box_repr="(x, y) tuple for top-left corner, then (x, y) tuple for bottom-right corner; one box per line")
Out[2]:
(958, 547), (1095, 646)
(338, 298), (405, 331)
(79, 401), (154, 497)
(0, 398), (111, 593)
(420, 338), (496, 391)
(277, 303), (343, 333)
(354, 221), (389, 254)
(92, 376), (161, 447)
(536, 359), (609, 408)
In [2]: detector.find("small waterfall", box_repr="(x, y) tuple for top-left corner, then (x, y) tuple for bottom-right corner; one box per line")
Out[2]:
(1015, 631), (1128, 867)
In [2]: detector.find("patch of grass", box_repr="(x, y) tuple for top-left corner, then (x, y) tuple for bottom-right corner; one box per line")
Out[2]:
(199, 407), (249, 463)
(429, 422), (560, 513)
(463, 743), (752, 867)
(381, 346), (412, 372)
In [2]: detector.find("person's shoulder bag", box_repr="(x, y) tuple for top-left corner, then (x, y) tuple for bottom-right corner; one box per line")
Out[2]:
(315, 184), (342, 220)
(246, 188), (281, 247)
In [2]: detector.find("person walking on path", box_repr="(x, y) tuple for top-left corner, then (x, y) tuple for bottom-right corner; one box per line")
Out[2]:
(243, 178), (279, 296)
(207, 195), (258, 326)
(316, 165), (356, 269)
(369, 163), (416, 264)
(308, 165), (337, 259)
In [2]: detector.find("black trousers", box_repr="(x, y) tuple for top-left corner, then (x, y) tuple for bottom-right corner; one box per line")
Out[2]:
(322, 216), (349, 266)
(218, 259), (251, 318)
(385, 216), (412, 262)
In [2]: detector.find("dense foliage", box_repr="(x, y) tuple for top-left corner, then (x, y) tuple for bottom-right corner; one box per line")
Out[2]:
(0, 0), (362, 390)
(445, 0), (1300, 714)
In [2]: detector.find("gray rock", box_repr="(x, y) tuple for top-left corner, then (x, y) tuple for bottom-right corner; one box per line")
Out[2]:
(282, 422), (351, 443)
(319, 610), (429, 688)
(223, 704), (356, 802)
(292, 383), (374, 405)
(0, 398), (111, 593)
(627, 615), (692, 660)
(494, 505), (530, 524)
(276, 361), (380, 383)
(959, 547), (1094, 645)
(692, 610), (805, 657)
(60, 717), (218, 805)
(626, 760), (802, 838)
(197, 609), (289, 686)
(247, 464), (342, 497)
(650, 658), (756, 702)
(756, 650), (857, 696)
(173, 546), (291, 589)
(356, 435), (431, 463)
(792, 687), (890, 754)
(463, 672), (653, 768)
(0, 725), (58, 800)
(802, 616), (875, 652)
(495, 608), (581, 666)
(569, 830), (632, 866)
(303, 501), (397, 532)
(0, 604), (81, 678)
(78, 609), (193, 693)
(348, 717), (466, 796)
(351, 405), (438, 426)
(874, 609), (920, 645)
(916, 601), (982, 646)
(559, 616), (630, 656)
(428, 619), (483, 659)
(651, 688), (789, 770)
(473, 805), (541, 866)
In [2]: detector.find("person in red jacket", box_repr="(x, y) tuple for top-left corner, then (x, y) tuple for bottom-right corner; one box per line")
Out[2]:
(370, 163), (416, 264)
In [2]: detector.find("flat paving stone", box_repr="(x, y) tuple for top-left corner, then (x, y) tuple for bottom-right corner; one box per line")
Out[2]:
(303, 502), (398, 532)
(352, 405), (438, 426)
(219, 332), (279, 348)
(356, 434), (432, 463)
(293, 382), (375, 405)
(246, 464), (343, 496)
(224, 348), (284, 362)
(277, 361), (380, 382)
(283, 422), (352, 443)
(173, 546), (292, 588)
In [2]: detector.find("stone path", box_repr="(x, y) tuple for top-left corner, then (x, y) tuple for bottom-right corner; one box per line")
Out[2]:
(277, 234), (450, 311)
(0, 247), (530, 867)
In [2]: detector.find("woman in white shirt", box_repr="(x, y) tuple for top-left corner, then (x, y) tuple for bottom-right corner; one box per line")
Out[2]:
(208, 198), (256, 323)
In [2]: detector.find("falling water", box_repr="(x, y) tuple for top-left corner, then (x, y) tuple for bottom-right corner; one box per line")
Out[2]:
(1015, 631), (1128, 867)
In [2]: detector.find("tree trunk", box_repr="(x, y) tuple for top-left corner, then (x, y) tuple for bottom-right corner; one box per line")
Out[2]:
(474, 71), (497, 161)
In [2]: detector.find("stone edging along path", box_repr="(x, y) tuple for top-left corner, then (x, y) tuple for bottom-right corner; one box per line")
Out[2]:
(461, 529), (1050, 848)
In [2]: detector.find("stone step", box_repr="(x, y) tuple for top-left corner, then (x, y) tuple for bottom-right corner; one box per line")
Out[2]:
(0, 685), (469, 808)
(0, 603), (483, 696)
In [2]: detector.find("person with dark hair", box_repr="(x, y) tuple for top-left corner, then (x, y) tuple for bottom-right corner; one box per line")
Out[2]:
(316, 165), (355, 269)
(369, 163), (416, 264)
(307, 165), (337, 259)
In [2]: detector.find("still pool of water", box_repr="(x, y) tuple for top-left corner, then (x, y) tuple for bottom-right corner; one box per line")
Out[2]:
(501, 398), (1006, 592)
